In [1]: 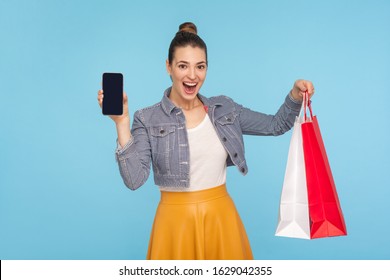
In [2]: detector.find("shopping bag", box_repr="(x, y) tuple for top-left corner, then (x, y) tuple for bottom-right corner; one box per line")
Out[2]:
(301, 96), (347, 239)
(275, 96), (310, 239)
(276, 93), (347, 239)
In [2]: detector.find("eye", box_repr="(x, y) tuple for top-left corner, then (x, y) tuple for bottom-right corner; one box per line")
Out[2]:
(178, 64), (187, 69)
(197, 64), (207, 70)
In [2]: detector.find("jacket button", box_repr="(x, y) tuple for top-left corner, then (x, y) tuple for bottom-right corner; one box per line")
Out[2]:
(222, 137), (227, 142)
(234, 153), (238, 158)
(241, 167), (245, 173)
(160, 129), (165, 134)
(226, 118), (232, 122)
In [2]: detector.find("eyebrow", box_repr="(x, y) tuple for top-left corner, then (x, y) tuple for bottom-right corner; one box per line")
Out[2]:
(176, 60), (207, 65)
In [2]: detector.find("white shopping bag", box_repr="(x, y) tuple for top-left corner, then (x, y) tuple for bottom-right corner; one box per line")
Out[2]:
(275, 101), (310, 239)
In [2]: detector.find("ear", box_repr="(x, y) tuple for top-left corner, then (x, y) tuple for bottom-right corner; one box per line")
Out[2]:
(166, 59), (172, 75)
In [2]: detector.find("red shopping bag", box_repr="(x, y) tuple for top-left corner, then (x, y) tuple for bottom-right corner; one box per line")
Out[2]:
(301, 93), (347, 238)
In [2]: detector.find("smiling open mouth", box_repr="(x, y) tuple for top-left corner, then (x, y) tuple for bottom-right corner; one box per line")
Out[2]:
(183, 82), (198, 94)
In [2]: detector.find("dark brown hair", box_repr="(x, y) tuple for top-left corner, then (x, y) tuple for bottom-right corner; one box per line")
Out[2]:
(168, 22), (208, 65)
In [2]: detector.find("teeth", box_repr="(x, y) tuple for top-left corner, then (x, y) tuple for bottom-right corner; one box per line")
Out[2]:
(184, 82), (197, 87)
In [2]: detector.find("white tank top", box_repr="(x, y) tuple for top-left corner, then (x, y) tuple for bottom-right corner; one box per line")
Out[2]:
(159, 114), (228, 192)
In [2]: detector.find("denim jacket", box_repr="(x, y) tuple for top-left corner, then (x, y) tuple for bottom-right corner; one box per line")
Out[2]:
(115, 87), (302, 190)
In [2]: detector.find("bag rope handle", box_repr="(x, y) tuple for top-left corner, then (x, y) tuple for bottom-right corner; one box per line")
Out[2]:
(303, 91), (313, 122)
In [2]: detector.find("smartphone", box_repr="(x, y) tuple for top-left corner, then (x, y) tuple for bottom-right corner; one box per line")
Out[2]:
(102, 73), (123, 115)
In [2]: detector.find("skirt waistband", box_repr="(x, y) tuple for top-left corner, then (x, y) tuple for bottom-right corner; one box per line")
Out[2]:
(160, 184), (227, 204)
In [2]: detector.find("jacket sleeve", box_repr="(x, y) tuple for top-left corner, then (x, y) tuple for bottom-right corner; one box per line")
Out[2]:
(236, 92), (302, 136)
(115, 110), (152, 190)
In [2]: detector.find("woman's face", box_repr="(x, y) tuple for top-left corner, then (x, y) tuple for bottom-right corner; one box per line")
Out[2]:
(166, 45), (207, 103)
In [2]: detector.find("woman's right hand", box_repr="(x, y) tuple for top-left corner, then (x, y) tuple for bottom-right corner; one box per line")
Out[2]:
(98, 90), (132, 147)
(97, 90), (130, 125)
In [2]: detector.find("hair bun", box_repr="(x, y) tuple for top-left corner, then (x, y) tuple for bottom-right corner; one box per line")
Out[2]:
(178, 22), (198, 35)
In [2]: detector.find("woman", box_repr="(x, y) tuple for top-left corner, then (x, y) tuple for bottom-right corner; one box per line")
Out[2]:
(97, 22), (314, 260)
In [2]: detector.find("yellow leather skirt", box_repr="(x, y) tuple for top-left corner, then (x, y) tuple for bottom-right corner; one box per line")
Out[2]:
(146, 184), (253, 260)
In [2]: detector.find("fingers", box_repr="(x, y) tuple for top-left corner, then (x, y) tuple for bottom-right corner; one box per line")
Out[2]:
(295, 80), (315, 98)
(304, 80), (315, 97)
(296, 80), (307, 93)
(97, 90), (103, 108)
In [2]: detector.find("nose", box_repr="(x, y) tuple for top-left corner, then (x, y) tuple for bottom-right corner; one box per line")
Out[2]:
(187, 67), (196, 80)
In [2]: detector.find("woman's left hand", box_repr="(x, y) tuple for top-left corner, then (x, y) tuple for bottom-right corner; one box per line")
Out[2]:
(291, 79), (315, 101)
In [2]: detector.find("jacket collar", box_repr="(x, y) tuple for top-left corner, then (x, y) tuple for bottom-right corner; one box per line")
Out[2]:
(161, 87), (221, 116)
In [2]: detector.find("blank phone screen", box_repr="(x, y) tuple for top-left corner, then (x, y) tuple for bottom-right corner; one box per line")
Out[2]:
(102, 73), (123, 115)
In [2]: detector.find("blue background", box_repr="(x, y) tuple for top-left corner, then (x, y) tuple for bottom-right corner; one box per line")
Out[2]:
(1, 0), (389, 260)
